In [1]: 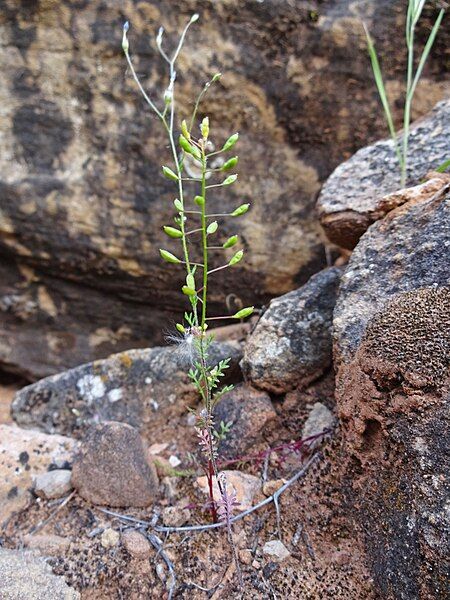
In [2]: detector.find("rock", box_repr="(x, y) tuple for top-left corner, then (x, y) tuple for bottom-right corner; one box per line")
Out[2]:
(1, 2), (446, 380)
(242, 268), (342, 393)
(72, 422), (158, 508)
(334, 186), (450, 366)
(121, 529), (152, 560)
(34, 469), (72, 499)
(212, 384), (277, 457)
(161, 505), (191, 527)
(302, 402), (335, 440)
(11, 342), (242, 438)
(197, 470), (261, 511)
(333, 189), (450, 598)
(239, 549), (253, 566)
(317, 99), (450, 248)
(0, 383), (17, 424)
(262, 540), (291, 562)
(0, 424), (77, 526)
(101, 528), (120, 549)
(23, 533), (70, 556)
(0, 547), (80, 599)
(262, 479), (285, 497)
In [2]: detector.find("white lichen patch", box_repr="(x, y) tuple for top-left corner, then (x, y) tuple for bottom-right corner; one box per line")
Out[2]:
(76, 375), (106, 404)
(107, 388), (123, 403)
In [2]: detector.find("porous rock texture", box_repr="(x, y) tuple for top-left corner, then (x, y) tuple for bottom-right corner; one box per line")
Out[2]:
(11, 341), (242, 439)
(242, 267), (342, 393)
(317, 99), (450, 248)
(333, 189), (450, 598)
(71, 421), (158, 507)
(0, 423), (77, 526)
(0, 0), (447, 380)
(0, 548), (80, 599)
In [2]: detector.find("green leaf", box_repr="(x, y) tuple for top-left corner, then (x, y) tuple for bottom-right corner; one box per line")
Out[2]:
(176, 323), (186, 333)
(232, 306), (254, 319)
(221, 156), (238, 171)
(223, 174), (237, 186)
(174, 198), (183, 211)
(222, 133), (239, 152)
(194, 195), (205, 207)
(186, 273), (195, 289)
(231, 203), (250, 217)
(223, 235), (238, 248)
(162, 166), (179, 181)
(229, 249), (243, 266)
(159, 249), (181, 264)
(207, 221), (218, 235)
(163, 226), (183, 238)
(182, 285), (196, 296)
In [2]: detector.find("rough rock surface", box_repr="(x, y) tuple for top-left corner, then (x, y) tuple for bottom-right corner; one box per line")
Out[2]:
(334, 187), (450, 365)
(0, 547), (80, 599)
(333, 189), (450, 598)
(242, 267), (341, 393)
(11, 341), (242, 439)
(0, 0), (447, 379)
(0, 424), (77, 525)
(317, 99), (450, 248)
(213, 383), (277, 457)
(71, 421), (158, 507)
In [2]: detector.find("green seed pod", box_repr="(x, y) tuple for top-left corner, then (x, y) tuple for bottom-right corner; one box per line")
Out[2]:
(232, 306), (254, 319)
(181, 120), (190, 140)
(179, 135), (194, 154)
(231, 203), (250, 217)
(223, 235), (238, 248)
(174, 199), (183, 212)
(212, 72), (222, 83)
(229, 249), (243, 266)
(222, 133), (239, 152)
(200, 116), (210, 140)
(221, 156), (238, 171)
(194, 195), (205, 207)
(223, 174), (237, 186)
(207, 221), (218, 235)
(182, 285), (196, 296)
(162, 166), (178, 181)
(176, 323), (186, 334)
(186, 273), (195, 290)
(159, 249), (181, 264)
(163, 226), (183, 239)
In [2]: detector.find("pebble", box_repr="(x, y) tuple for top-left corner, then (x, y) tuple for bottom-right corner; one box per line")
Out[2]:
(121, 530), (152, 560)
(262, 540), (291, 562)
(262, 479), (285, 497)
(101, 528), (120, 549)
(162, 505), (191, 527)
(34, 469), (72, 499)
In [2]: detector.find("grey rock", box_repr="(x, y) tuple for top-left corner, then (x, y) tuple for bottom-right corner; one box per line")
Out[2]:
(0, 1), (447, 380)
(0, 547), (80, 599)
(11, 342), (242, 438)
(334, 186), (450, 366)
(262, 540), (291, 562)
(302, 402), (335, 440)
(242, 268), (342, 393)
(71, 421), (158, 508)
(34, 469), (72, 499)
(317, 99), (450, 248)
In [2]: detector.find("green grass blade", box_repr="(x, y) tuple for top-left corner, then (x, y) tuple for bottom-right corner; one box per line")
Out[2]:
(435, 158), (450, 173)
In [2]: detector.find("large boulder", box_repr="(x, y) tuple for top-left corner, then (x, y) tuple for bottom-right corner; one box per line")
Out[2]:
(242, 267), (342, 393)
(333, 188), (450, 598)
(11, 341), (242, 439)
(0, 0), (447, 379)
(317, 99), (450, 248)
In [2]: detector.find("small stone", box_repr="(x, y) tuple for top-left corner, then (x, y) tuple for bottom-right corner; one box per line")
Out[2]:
(168, 455), (181, 468)
(72, 421), (158, 507)
(34, 469), (72, 499)
(197, 470), (260, 511)
(101, 528), (119, 549)
(23, 534), (70, 556)
(262, 479), (285, 497)
(121, 530), (152, 560)
(162, 505), (191, 527)
(239, 549), (253, 565)
(148, 443), (168, 455)
(302, 402), (335, 441)
(252, 560), (261, 569)
(262, 540), (291, 562)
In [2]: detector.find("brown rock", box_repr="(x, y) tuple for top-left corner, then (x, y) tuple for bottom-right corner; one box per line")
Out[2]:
(23, 533), (70, 556)
(197, 470), (260, 511)
(72, 422), (158, 507)
(121, 529), (152, 560)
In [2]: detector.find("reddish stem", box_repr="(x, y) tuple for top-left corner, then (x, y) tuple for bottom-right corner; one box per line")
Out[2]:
(207, 459), (218, 522)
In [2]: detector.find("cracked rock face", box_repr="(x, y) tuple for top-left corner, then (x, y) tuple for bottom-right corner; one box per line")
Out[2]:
(0, 0), (446, 379)
(333, 188), (450, 599)
(242, 267), (342, 394)
(317, 99), (450, 249)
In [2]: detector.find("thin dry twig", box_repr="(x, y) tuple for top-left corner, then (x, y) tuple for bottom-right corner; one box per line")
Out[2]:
(28, 490), (76, 535)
